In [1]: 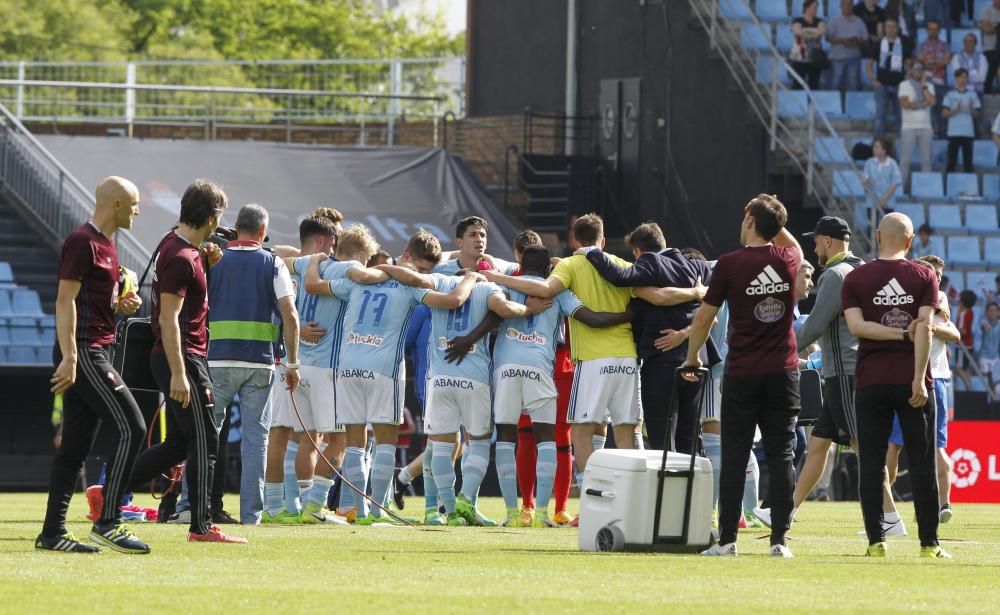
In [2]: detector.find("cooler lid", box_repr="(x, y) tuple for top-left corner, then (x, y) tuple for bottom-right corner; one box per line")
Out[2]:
(588, 449), (712, 473)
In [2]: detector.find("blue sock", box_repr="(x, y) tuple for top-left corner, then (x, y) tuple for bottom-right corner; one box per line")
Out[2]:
(495, 441), (518, 510)
(283, 441), (300, 513)
(264, 482), (283, 516)
(298, 480), (312, 501)
(743, 452), (760, 513)
(592, 435), (606, 451)
(432, 441), (457, 513)
(535, 441), (557, 512)
(306, 476), (332, 508)
(423, 455), (438, 510)
(459, 440), (491, 503)
(460, 444), (472, 504)
(703, 432), (722, 510)
(576, 471), (585, 489)
(370, 444), (396, 517)
(340, 447), (365, 514)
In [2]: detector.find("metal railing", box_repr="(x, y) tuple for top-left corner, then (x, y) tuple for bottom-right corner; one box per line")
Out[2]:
(0, 102), (149, 273)
(689, 0), (877, 256)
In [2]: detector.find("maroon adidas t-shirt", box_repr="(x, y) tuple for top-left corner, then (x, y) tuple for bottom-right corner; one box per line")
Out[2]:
(58, 222), (119, 347)
(841, 258), (939, 388)
(151, 232), (209, 357)
(704, 245), (801, 377)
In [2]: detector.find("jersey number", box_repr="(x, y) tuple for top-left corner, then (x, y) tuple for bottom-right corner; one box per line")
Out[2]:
(301, 294), (319, 323)
(357, 290), (389, 327)
(446, 301), (471, 331)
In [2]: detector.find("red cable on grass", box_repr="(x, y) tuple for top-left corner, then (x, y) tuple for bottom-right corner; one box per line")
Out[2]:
(144, 400), (184, 500)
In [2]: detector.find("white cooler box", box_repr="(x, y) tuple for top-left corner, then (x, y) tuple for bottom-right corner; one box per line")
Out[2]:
(579, 449), (715, 553)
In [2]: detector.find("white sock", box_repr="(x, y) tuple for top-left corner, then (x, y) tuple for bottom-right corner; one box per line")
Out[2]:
(883, 511), (900, 523)
(398, 466), (413, 485)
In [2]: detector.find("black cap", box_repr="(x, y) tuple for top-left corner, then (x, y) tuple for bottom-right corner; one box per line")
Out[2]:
(803, 216), (851, 241)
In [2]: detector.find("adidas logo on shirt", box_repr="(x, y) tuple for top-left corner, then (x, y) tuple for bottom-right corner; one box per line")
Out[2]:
(874, 278), (915, 306)
(745, 265), (791, 296)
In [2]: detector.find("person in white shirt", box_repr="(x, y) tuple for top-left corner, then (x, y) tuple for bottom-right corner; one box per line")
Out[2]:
(949, 32), (989, 94)
(897, 61), (936, 190)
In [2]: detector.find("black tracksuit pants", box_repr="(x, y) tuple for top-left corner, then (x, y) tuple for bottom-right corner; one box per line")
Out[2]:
(640, 356), (700, 453)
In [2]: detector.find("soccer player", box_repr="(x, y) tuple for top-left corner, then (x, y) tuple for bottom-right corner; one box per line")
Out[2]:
(127, 179), (246, 544)
(841, 213), (949, 558)
(481, 214), (643, 495)
(682, 194), (803, 558)
(433, 216), (519, 275)
(262, 217), (338, 523)
(37, 176), (148, 554)
(289, 225), (384, 524)
(464, 244), (631, 526)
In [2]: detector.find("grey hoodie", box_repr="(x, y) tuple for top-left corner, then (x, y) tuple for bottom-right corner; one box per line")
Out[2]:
(796, 254), (864, 379)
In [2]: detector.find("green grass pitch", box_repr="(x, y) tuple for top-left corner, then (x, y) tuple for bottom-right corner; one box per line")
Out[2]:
(1, 493), (998, 613)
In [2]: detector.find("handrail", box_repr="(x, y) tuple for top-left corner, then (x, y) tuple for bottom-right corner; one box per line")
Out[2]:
(0, 57), (460, 68)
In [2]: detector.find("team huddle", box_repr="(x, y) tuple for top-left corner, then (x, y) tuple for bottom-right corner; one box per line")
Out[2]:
(35, 176), (952, 560)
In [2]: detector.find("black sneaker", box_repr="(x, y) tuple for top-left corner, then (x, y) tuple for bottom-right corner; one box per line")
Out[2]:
(211, 509), (239, 525)
(392, 469), (406, 510)
(89, 522), (151, 554)
(35, 532), (101, 553)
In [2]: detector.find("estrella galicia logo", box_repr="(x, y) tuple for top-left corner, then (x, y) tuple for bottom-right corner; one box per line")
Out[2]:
(754, 296), (786, 323)
(880, 307), (913, 329)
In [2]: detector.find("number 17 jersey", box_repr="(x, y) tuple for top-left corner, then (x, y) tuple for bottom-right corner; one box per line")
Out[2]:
(427, 275), (504, 384)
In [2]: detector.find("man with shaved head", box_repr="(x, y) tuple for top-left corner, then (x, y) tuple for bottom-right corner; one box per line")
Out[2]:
(841, 212), (949, 558)
(37, 176), (151, 554)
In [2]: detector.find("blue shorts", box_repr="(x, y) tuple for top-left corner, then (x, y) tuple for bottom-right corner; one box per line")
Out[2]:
(888, 379), (948, 448)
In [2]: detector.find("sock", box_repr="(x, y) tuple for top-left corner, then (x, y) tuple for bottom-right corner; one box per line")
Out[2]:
(339, 447), (364, 514)
(554, 444), (572, 513)
(633, 431), (644, 450)
(298, 479), (313, 501)
(592, 435), (606, 452)
(283, 441), (300, 513)
(306, 476), (333, 508)
(742, 452), (759, 513)
(884, 511), (901, 523)
(356, 454), (371, 517)
(516, 418), (537, 510)
(495, 441), (518, 510)
(459, 440), (491, 504)
(535, 441), (557, 512)
(432, 441), (457, 513)
(264, 483), (284, 516)
(703, 432), (722, 510)
(460, 445), (471, 504)
(369, 444), (396, 517)
(576, 471), (586, 489)
(423, 458), (438, 510)
(398, 466), (413, 486)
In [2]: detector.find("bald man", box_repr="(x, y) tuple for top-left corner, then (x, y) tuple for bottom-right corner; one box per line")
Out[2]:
(841, 213), (949, 559)
(37, 176), (152, 554)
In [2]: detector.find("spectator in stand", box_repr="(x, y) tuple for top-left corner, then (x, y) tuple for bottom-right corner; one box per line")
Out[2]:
(910, 223), (937, 258)
(950, 33), (989, 97)
(789, 0), (828, 90)
(868, 19), (906, 137)
(940, 275), (957, 306)
(943, 68), (982, 173)
(984, 275), (1000, 304)
(979, 302), (1000, 394)
(981, 0), (1000, 93)
(992, 109), (1000, 156)
(854, 0), (887, 56)
(828, 0), (869, 94)
(898, 61), (936, 189)
(886, 0), (917, 58)
(916, 20), (952, 137)
(954, 289), (978, 390)
(861, 137), (903, 223)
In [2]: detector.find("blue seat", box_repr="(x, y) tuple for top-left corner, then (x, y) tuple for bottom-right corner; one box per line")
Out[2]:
(974, 1), (992, 26)
(926, 234), (947, 258)
(0, 290), (12, 319)
(965, 204), (999, 232)
(740, 23), (772, 51)
(930, 204), (964, 230)
(777, 90), (809, 118)
(983, 174), (1000, 201)
(932, 139), (948, 171)
(811, 90), (844, 118)
(943, 270), (965, 293)
(910, 172), (945, 200)
(845, 91), (876, 120)
(951, 28), (978, 54)
(947, 172), (980, 198)
(985, 238), (1000, 266)
(40, 314), (55, 328)
(9, 325), (40, 345)
(974, 140), (998, 169)
(970, 376), (989, 393)
(835, 170), (866, 198)
(814, 136), (851, 165)
(7, 345), (37, 364)
(40, 326), (55, 346)
(756, 56), (790, 84)
(894, 203), (926, 226)
(0, 326), (10, 345)
(775, 26), (795, 53)
(0, 262), (13, 289)
(720, 0), (754, 20)
(756, 0), (789, 21)
(12, 289), (44, 317)
(966, 271), (996, 293)
(947, 235), (982, 265)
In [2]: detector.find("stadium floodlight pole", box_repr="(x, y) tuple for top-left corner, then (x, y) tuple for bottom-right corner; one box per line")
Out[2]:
(564, 0), (578, 155)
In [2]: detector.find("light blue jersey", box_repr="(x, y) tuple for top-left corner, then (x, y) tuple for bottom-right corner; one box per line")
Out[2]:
(292, 257), (360, 369)
(333, 277), (430, 378)
(428, 275), (504, 383)
(492, 276), (582, 371)
(433, 257), (518, 276)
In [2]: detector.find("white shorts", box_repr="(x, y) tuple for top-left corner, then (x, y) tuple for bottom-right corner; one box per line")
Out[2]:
(567, 357), (642, 426)
(269, 364), (296, 429)
(335, 365), (405, 425)
(424, 375), (492, 437)
(979, 357), (1000, 375)
(292, 364), (342, 433)
(492, 364), (557, 425)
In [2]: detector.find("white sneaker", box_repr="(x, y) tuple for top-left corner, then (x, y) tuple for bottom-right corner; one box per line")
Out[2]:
(857, 517), (908, 537)
(753, 507), (772, 529)
(769, 544), (794, 558)
(167, 510), (191, 524)
(939, 505), (954, 524)
(701, 542), (738, 556)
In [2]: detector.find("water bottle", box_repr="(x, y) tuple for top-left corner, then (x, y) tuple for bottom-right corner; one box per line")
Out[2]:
(806, 350), (823, 370)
